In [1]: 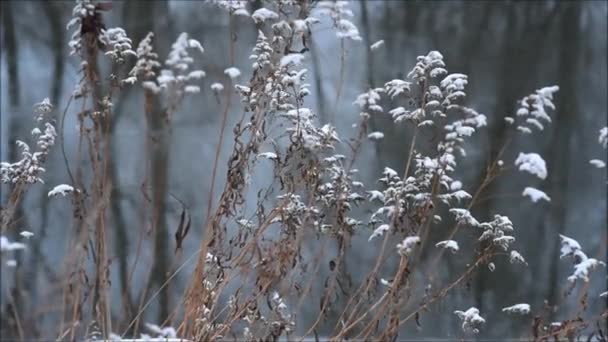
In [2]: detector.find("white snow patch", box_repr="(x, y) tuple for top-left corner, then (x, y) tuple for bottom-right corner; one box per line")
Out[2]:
(19, 231), (34, 239)
(450, 181), (462, 191)
(502, 303), (530, 315)
(258, 152), (278, 160)
(509, 250), (527, 265)
(515, 152), (547, 179)
(367, 132), (384, 140)
(224, 67), (241, 79)
(211, 83), (224, 92)
(589, 159), (605, 168)
(368, 224), (389, 241)
(367, 190), (385, 203)
(370, 40), (384, 51)
(599, 127), (607, 148)
(396, 236), (420, 255)
(251, 8), (278, 23)
(1, 236), (26, 252)
(568, 258), (605, 283)
(454, 307), (485, 334)
(280, 53), (305, 67)
(435, 240), (459, 253)
(522, 187), (550, 202)
(48, 184), (74, 197)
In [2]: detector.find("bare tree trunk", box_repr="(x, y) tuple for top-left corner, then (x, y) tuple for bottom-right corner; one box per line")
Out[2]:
(149, 1), (174, 324)
(1, 0), (24, 227)
(44, 2), (65, 106)
(1, 1), (20, 108)
(473, 2), (534, 316)
(359, 0), (374, 89)
(471, 3), (562, 326)
(19, 3), (67, 337)
(125, 2), (177, 325)
(1, 1), (28, 339)
(107, 0), (162, 325)
(309, 40), (327, 125)
(145, 90), (171, 324)
(122, 0), (174, 327)
(358, 0), (381, 159)
(76, 10), (113, 336)
(545, 3), (581, 315)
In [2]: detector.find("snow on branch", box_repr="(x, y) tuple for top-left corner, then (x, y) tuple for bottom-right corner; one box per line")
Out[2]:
(408, 51), (447, 83)
(315, 1), (362, 41)
(354, 88), (384, 112)
(19, 231), (34, 239)
(599, 127), (608, 149)
(502, 304), (530, 315)
(66, 0), (98, 56)
(370, 40), (384, 51)
(588, 127), (607, 169)
(209, 0), (249, 16)
(368, 224), (389, 242)
(48, 184), (75, 197)
(1, 99), (56, 185)
(125, 32), (161, 84)
(515, 153), (547, 180)
(435, 240), (459, 253)
(396, 236), (420, 256)
(559, 234), (605, 283)
(367, 132), (384, 140)
(0, 236), (26, 252)
(454, 307), (485, 334)
(252, 8), (278, 24)
(477, 215), (515, 251)
(522, 187), (551, 203)
(449, 208), (480, 227)
(224, 67), (241, 79)
(514, 86), (559, 132)
(138, 32), (206, 111)
(509, 250), (527, 265)
(100, 27), (136, 64)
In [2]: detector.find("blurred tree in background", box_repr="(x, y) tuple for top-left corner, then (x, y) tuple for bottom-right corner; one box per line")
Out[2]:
(0, 1), (605, 340)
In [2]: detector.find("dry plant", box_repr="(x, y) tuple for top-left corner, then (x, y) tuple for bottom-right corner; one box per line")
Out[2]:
(0, 0), (606, 341)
